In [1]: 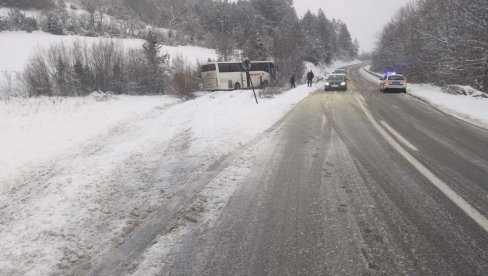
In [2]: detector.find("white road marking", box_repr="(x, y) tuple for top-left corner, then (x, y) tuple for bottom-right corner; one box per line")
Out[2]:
(311, 115), (328, 156)
(358, 94), (366, 103)
(380, 120), (419, 152)
(356, 95), (488, 233)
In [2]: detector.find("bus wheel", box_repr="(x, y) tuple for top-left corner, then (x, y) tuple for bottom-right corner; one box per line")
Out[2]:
(234, 82), (241, 90)
(263, 80), (269, 88)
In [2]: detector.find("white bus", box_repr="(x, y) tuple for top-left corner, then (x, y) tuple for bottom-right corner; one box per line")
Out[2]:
(201, 61), (276, 91)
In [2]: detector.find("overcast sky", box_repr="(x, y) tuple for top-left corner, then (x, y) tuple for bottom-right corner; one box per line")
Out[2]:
(293, 0), (412, 52)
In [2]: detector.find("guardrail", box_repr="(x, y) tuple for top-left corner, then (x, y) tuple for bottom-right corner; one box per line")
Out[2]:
(362, 65), (382, 78)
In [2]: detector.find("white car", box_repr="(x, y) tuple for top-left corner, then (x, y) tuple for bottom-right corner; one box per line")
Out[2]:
(380, 73), (407, 93)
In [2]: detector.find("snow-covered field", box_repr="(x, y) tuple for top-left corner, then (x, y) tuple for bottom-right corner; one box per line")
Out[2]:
(361, 66), (488, 127)
(0, 94), (180, 183)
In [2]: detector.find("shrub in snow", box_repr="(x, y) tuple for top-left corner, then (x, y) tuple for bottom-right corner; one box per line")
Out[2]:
(1, 8), (39, 32)
(89, 91), (114, 102)
(169, 55), (201, 99)
(22, 35), (173, 97)
(442, 85), (488, 98)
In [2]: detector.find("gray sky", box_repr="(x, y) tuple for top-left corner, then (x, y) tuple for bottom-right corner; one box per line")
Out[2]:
(293, 0), (412, 52)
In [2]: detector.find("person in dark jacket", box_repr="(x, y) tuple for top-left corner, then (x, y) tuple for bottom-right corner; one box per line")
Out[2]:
(307, 70), (314, 87)
(290, 74), (296, 88)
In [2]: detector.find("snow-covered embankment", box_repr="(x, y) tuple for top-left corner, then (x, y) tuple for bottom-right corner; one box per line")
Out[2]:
(361, 66), (488, 127)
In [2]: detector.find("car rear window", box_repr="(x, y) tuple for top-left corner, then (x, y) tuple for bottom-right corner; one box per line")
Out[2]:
(328, 75), (345, 81)
(388, 75), (405, 80)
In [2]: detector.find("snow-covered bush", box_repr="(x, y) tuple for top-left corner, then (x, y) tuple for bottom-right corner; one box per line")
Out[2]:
(169, 55), (201, 99)
(22, 32), (172, 97)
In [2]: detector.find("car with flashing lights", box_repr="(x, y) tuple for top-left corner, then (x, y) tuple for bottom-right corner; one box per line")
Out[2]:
(325, 74), (347, 91)
(380, 73), (407, 93)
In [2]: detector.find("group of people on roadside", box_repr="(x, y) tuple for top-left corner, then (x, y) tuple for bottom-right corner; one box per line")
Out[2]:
(290, 70), (315, 89)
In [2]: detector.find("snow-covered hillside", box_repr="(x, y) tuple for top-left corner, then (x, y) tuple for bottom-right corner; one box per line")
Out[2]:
(0, 31), (217, 73)
(0, 31), (218, 97)
(0, 7), (41, 18)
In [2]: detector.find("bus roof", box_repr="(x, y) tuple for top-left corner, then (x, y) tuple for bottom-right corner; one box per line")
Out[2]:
(203, 61), (274, 65)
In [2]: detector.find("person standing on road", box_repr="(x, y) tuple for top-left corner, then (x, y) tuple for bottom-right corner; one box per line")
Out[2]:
(307, 70), (314, 87)
(290, 74), (296, 88)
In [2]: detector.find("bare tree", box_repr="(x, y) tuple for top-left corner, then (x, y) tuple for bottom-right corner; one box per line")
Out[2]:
(1, 71), (14, 99)
(372, 0), (488, 92)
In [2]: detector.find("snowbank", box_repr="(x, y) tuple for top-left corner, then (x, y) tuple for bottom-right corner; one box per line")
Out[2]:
(0, 94), (180, 183)
(360, 66), (488, 127)
(407, 84), (488, 126)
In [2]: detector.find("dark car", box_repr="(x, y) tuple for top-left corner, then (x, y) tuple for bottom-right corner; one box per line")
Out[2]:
(325, 74), (347, 91)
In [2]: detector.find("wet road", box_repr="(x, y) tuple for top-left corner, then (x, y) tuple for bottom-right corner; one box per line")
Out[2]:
(158, 64), (488, 276)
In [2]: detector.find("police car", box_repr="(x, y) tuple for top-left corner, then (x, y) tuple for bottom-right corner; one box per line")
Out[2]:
(380, 72), (407, 93)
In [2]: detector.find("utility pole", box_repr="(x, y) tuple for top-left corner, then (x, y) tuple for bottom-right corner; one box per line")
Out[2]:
(242, 58), (258, 104)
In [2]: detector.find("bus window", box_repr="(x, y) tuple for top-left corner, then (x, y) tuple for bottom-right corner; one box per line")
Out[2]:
(268, 63), (276, 79)
(252, 63), (268, 73)
(231, 63), (242, 72)
(202, 64), (216, 72)
(218, 63), (242, 73)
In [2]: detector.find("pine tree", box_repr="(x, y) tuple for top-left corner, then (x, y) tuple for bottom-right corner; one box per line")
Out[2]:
(301, 10), (324, 65)
(353, 38), (360, 58)
(317, 9), (334, 64)
(337, 23), (354, 59)
(143, 31), (164, 69)
(47, 16), (63, 35)
(142, 30), (168, 94)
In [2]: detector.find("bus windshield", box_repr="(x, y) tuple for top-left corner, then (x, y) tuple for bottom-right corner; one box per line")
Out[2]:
(202, 64), (216, 72)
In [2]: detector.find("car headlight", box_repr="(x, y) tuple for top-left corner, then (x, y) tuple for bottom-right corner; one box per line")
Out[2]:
(340, 82), (346, 86)
(325, 82), (330, 86)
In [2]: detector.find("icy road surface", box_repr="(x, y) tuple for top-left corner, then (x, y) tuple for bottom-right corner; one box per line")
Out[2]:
(133, 65), (488, 275)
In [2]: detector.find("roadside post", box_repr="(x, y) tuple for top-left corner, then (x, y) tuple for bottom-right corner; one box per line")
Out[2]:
(242, 58), (258, 104)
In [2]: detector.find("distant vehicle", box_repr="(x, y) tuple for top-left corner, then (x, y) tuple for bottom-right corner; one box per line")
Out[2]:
(201, 61), (276, 91)
(380, 73), (407, 93)
(332, 69), (348, 75)
(325, 74), (347, 91)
